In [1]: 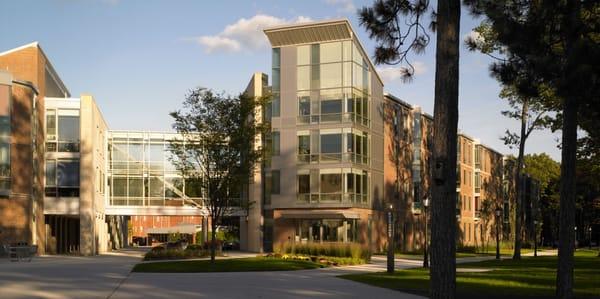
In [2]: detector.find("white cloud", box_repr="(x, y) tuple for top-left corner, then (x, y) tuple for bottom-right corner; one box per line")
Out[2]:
(190, 14), (312, 54)
(377, 61), (427, 83)
(325, 0), (355, 13)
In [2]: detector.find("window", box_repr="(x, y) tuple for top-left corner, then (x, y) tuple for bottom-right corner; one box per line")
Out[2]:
(298, 94), (310, 117)
(271, 94), (280, 117)
(298, 135), (310, 154)
(321, 173), (342, 193)
(320, 63), (342, 88)
(320, 134), (342, 160)
(297, 45), (310, 65)
(297, 66), (310, 91)
(271, 170), (280, 195)
(298, 174), (310, 194)
(165, 177), (183, 198)
(320, 42), (342, 63)
(51, 159), (80, 197)
(57, 111), (80, 152)
(272, 131), (280, 156)
(46, 109), (56, 140)
(128, 177), (143, 197)
(112, 176), (127, 197)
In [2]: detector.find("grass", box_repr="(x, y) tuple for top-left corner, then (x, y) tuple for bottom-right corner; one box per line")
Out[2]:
(342, 249), (600, 299)
(132, 257), (324, 273)
(393, 248), (534, 260)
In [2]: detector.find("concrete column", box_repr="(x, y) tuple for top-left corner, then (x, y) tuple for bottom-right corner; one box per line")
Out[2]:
(79, 95), (95, 256)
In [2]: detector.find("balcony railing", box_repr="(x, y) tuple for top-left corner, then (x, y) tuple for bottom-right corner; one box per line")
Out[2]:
(297, 113), (370, 127)
(297, 153), (369, 165)
(297, 193), (368, 205)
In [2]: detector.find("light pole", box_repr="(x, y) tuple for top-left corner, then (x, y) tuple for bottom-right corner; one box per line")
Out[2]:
(387, 203), (394, 273)
(533, 220), (538, 257)
(575, 226), (578, 249)
(495, 207), (502, 260)
(423, 198), (430, 268)
(589, 227), (592, 250)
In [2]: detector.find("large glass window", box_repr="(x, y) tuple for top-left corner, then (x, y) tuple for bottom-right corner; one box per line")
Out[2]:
(298, 174), (310, 194)
(46, 109), (56, 140)
(297, 66), (310, 91)
(320, 134), (342, 154)
(128, 177), (143, 197)
(271, 170), (280, 195)
(57, 111), (79, 152)
(320, 173), (342, 193)
(297, 45), (310, 65)
(165, 177), (183, 198)
(320, 63), (342, 89)
(112, 176), (127, 197)
(320, 42), (342, 63)
(55, 160), (80, 197)
(272, 131), (280, 156)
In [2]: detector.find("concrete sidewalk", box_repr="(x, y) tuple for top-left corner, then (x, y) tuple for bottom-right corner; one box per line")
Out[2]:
(0, 248), (146, 299)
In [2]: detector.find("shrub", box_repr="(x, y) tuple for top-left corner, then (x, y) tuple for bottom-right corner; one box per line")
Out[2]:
(457, 245), (478, 254)
(144, 245), (208, 261)
(274, 242), (370, 261)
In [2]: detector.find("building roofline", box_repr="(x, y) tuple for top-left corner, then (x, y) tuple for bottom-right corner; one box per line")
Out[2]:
(0, 42), (70, 97)
(264, 18), (384, 86)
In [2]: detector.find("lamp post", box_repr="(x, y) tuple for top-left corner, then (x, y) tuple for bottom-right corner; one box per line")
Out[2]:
(387, 203), (394, 273)
(575, 226), (578, 249)
(495, 207), (502, 260)
(423, 198), (430, 268)
(533, 220), (538, 257)
(589, 227), (592, 250)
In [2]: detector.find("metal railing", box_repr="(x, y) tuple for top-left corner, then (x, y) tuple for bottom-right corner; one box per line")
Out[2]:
(297, 113), (370, 127)
(297, 153), (369, 165)
(297, 193), (368, 204)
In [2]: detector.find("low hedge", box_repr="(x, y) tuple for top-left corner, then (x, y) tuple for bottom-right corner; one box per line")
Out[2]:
(275, 242), (370, 260)
(143, 245), (209, 261)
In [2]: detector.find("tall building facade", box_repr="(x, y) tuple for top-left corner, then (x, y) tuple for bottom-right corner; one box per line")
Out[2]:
(263, 19), (387, 251)
(0, 20), (510, 255)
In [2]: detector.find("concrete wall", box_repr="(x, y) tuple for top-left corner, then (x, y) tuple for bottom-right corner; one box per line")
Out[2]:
(79, 95), (109, 255)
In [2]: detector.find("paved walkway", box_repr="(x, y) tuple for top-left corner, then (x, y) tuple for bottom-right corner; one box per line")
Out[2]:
(2, 249), (558, 299)
(0, 248), (147, 299)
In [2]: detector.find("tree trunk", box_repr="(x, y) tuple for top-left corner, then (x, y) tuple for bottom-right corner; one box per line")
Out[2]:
(430, 0), (460, 298)
(210, 216), (217, 263)
(513, 100), (529, 259)
(556, 96), (577, 299)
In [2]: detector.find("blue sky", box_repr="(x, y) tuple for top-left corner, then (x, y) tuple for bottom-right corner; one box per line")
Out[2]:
(0, 0), (561, 160)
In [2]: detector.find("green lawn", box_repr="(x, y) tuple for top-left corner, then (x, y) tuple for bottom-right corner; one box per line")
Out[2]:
(393, 248), (534, 259)
(132, 257), (324, 273)
(342, 250), (600, 299)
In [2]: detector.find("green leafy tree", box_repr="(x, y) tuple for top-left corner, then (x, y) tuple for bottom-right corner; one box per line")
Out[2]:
(169, 88), (267, 262)
(466, 21), (555, 259)
(523, 154), (561, 245)
(359, 0), (461, 297)
(464, 1), (600, 297)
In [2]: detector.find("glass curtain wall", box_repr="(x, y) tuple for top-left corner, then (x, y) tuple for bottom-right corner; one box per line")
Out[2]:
(294, 219), (358, 243)
(297, 168), (368, 204)
(108, 132), (204, 207)
(296, 41), (370, 126)
(0, 87), (9, 192)
(45, 109), (80, 153)
(297, 129), (369, 164)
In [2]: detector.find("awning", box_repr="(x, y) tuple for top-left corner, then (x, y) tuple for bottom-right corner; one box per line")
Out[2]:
(279, 210), (360, 220)
(146, 224), (201, 235)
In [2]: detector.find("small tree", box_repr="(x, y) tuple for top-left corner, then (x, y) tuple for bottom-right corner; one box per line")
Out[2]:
(169, 88), (266, 262)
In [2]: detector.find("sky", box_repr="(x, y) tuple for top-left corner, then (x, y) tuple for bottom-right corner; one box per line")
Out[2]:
(0, 0), (562, 160)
